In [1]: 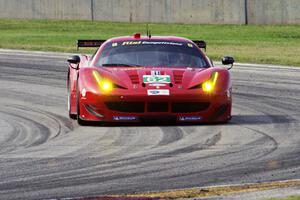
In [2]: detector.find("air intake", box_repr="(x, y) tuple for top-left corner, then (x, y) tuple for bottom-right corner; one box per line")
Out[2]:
(129, 74), (139, 84)
(173, 71), (184, 84)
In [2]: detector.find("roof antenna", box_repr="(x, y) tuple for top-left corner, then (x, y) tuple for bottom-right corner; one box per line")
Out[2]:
(146, 24), (151, 38)
(146, 24), (149, 37)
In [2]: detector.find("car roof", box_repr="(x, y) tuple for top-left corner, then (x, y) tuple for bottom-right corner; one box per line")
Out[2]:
(106, 35), (193, 43)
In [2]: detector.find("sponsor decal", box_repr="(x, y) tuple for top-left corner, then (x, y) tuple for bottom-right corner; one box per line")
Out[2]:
(147, 89), (170, 96)
(112, 42), (118, 47)
(119, 41), (183, 46)
(113, 116), (137, 121)
(122, 41), (142, 45)
(143, 75), (171, 83)
(141, 41), (183, 46)
(179, 116), (202, 121)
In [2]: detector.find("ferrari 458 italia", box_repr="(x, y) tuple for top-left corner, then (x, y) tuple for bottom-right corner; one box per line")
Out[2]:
(67, 33), (234, 125)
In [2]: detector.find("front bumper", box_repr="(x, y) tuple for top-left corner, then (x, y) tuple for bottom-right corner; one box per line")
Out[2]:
(78, 91), (232, 123)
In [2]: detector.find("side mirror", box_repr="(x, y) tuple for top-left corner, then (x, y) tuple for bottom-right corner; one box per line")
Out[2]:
(67, 55), (80, 70)
(68, 55), (80, 64)
(222, 56), (234, 70)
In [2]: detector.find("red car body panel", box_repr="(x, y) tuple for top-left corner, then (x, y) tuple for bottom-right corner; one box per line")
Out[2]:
(68, 35), (232, 124)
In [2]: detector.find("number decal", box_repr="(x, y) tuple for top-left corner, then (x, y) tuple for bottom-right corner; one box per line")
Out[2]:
(143, 75), (171, 83)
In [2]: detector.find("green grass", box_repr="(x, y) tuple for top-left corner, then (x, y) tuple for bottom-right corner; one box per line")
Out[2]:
(0, 18), (300, 66)
(265, 196), (300, 200)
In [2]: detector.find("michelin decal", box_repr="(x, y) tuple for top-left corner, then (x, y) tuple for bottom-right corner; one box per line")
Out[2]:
(147, 89), (170, 96)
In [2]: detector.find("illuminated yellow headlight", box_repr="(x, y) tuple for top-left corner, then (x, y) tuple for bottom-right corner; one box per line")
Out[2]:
(202, 81), (214, 92)
(202, 72), (219, 93)
(93, 70), (113, 92)
(100, 81), (113, 92)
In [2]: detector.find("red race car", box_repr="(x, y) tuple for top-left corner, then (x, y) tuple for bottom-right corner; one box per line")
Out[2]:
(67, 33), (234, 125)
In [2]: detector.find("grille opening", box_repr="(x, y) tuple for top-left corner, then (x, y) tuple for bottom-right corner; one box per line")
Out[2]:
(173, 71), (184, 84)
(129, 74), (139, 84)
(174, 75), (183, 84)
(148, 102), (168, 112)
(214, 104), (228, 119)
(105, 101), (210, 114)
(105, 102), (144, 113)
(172, 102), (210, 113)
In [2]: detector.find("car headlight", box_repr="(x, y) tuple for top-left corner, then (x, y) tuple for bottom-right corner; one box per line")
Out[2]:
(202, 81), (214, 92)
(93, 70), (113, 92)
(202, 72), (218, 93)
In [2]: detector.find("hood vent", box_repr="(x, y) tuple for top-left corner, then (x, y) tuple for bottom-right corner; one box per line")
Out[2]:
(173, 70), (184, 84)
(129, 74), (140, 84)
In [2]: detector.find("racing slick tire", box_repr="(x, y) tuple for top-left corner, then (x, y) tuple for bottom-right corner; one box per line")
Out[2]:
(67, 72), (77, 119)
(76, 80), (88, 126)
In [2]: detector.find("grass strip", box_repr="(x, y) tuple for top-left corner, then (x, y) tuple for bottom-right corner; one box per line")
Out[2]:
(0, 19), (300, 66)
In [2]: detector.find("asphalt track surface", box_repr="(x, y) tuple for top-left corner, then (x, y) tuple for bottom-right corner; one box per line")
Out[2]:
(0, 49), (299, 200)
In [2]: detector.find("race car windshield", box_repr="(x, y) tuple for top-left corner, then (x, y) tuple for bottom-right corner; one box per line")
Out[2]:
(96, 40), (208, 68)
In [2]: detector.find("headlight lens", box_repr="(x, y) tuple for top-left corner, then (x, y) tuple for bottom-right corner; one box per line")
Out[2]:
(202, 81), (214, 92)
(101, 81), (113, 91)
(93, 70), (113, 92)
(202, 72), (218, 93)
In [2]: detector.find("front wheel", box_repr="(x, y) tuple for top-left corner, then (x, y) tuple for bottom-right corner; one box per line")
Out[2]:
(77, 114), (88, 126)
(68, 93), (77, 119)
(76, 80), (88, 126)
(67, 75), (77, 119)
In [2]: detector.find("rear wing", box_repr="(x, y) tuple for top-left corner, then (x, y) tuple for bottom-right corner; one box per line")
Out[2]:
(77, 40), (106, 50)
(76, 39), (206, 51)
(192, 40), (206, 51)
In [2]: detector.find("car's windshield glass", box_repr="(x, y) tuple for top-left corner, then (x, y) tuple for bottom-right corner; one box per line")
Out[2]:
(95, 40), (208, 68)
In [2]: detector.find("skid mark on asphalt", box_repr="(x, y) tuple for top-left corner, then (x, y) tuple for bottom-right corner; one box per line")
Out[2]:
(158, 126), (184, 146)
(0, 104), (74, 155)
(0, 51), (300, 199)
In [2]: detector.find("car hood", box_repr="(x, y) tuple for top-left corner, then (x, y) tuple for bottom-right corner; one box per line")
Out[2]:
(92, 66), (214, 89)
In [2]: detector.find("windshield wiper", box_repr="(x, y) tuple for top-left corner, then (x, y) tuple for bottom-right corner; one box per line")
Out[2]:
(102, 63), (141, 67)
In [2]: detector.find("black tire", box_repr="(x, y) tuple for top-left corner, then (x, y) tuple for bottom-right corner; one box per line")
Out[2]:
(68, 92), (77, 119)
(77, 115), (88, 126)
(67, 71), (77, 120)
(76, 79), (88, 126)
(69, 113), (77, 120)
(68, 88), (77, 119)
